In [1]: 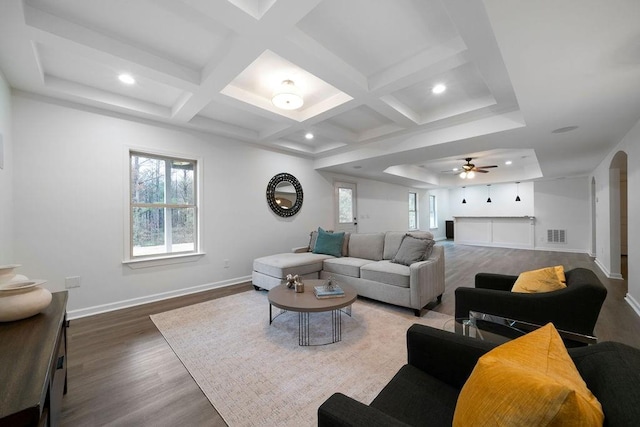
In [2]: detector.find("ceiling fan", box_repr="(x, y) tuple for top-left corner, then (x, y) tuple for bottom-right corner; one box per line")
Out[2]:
(452, 157), (498, 179)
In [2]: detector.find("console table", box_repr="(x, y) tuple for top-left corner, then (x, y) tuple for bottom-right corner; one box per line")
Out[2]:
(0, 291), (68, 427)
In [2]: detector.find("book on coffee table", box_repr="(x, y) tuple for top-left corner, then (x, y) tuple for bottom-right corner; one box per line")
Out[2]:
(314, 285), (345, 299)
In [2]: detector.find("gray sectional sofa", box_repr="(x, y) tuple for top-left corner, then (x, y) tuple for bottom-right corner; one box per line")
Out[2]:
(252, 231), (445, 316)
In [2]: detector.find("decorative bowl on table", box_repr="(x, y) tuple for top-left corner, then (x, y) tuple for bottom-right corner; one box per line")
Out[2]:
(0, 266), (52, 322)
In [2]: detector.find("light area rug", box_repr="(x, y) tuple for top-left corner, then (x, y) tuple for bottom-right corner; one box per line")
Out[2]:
(151, 291), (452, 427)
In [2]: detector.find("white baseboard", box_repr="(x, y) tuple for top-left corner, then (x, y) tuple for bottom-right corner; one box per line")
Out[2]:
(625, 294), (640, 318)
(594, 258), (624, 280)
(67, 275), (252, 320)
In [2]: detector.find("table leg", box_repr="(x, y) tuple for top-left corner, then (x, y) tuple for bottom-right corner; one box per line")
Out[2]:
(299, 312), (310, 346)
(332, 309), (342, 343)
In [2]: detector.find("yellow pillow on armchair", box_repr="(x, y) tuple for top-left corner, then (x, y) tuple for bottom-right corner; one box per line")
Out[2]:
(453, 323), (603, 426)
(511, 265), (567, 293)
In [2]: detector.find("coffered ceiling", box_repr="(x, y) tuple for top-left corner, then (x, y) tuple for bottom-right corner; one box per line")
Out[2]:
(1, 0), (639, 188)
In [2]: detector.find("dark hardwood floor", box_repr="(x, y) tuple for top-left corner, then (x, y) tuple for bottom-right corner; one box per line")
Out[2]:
(60, 243), (640, 426)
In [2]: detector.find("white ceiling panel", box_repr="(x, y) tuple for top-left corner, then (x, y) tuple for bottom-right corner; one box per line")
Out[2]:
(1, 0), (639, 187)
(38, 44), (184, 108)
(26, 0), (230, 70)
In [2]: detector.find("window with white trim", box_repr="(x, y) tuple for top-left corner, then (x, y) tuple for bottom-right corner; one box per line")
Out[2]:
(408, 192), (418, 230)
(129, 151), (198, 259)
(429, 194), (437, 229)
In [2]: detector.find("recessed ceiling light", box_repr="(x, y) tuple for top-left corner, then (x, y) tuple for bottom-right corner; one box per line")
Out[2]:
(304, 132), (314, 140)
(505, 160), (512, 165)
(118, 74), (135, 85)
(453, 168), (459, 172)
(552, 126), (578, 134)
(432, 84), (446, 94)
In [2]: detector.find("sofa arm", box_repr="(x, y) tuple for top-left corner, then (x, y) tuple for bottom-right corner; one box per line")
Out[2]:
(318, 393), (411, 427)
(406, 324), (496, 390)
(292, 246), (309, 253)
(475, 273), (518, 291)
(409, 245), (445, 308)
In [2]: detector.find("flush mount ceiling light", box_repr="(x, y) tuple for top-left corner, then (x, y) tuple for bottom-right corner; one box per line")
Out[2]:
(272, 79), (303, 110)
(432, 83), (446, 94)
(118, 73), (135, 85)
(304, 132), (314, 140)
(505, 160), (512, 165)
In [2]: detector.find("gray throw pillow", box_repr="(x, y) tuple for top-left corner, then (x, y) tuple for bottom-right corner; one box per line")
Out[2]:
(392, 235), (435, 266)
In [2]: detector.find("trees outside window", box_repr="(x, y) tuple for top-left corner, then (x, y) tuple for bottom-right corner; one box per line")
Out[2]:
(409, 192), (418, 230)
(130, 151), (197, 258)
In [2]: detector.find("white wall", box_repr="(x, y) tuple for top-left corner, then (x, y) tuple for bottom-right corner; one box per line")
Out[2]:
(533, 177), (590, 253)
(592, 116), (640, 313)
(324, 173), (422, 233)
(422, 188), (450, 240)
(448, 182), (534, 217)
(11, 94), (420, 315)
(11, 95), (336, 315)
(445, 179), (590, 253)
(0, 71), (11, 264)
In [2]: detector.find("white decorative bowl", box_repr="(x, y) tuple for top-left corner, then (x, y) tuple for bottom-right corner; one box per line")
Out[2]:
(0, 264), (27, 285)
(0, 282), (52, 322)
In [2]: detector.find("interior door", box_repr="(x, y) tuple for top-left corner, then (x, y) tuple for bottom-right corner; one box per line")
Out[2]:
(334, 181), (357, 233)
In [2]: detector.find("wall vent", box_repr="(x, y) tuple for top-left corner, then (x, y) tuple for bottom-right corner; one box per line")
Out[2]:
(547, 229), (567, 244)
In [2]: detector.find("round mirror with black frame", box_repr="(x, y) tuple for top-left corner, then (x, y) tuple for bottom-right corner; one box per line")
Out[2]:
(266, 173), (303, 217)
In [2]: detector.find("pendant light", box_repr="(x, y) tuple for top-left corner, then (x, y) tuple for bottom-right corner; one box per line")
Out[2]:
(486, 184), (492, 203)
(462, 186), (467, 204)
(515, 182), (521, 202)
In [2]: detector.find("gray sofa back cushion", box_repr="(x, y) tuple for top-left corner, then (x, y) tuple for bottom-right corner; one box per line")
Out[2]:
(383, 231), (435, 259)
(349, 232), (385, 260)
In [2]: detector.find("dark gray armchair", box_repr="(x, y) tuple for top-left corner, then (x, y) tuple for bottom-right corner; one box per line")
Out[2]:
(454, 268), (607, 338)
(318, 324), (640, 426)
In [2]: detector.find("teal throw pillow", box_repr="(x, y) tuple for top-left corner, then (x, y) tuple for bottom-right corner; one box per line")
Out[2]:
(313, 227), (345, 257)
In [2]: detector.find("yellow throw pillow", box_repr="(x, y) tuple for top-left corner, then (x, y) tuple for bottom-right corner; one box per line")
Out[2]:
(453, 323), (603, 426)
(511, 265), (567, 293)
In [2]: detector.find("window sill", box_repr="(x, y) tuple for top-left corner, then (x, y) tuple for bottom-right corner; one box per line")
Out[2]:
(123, 252), (206, 269)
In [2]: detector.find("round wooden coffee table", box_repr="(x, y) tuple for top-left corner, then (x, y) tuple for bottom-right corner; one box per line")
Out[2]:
(268, 279), (357, 346)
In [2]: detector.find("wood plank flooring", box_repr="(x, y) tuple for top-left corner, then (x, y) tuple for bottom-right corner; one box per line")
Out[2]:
(60, 243), (640, 426)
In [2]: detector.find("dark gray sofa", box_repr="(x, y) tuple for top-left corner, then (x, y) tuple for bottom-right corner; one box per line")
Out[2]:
(318, 324), (640, 426)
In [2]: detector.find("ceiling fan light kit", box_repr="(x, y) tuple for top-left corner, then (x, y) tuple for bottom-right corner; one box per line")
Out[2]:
(457, 157), (497, 179)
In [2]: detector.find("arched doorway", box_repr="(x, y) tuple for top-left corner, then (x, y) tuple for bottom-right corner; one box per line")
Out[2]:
(609, 151), (627, 280)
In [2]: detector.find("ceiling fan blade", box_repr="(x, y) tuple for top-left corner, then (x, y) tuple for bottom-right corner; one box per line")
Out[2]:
(475, 169), (490, 173)
(477, 165), (498, 169)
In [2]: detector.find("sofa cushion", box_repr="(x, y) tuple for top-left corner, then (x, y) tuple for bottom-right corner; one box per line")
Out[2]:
(313, 227), (345, 257)
(361, 261), (410, 288)
(323, 257), (373, 278)
(253, 252), (333, 278)
(349, 232), (385, 261)
(453, 323), (603, 426)
(392, 235), (435, 266)
(511, 265), (567, 293)
(383, 231), (435, 260)
(309, 230), (350, 256)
